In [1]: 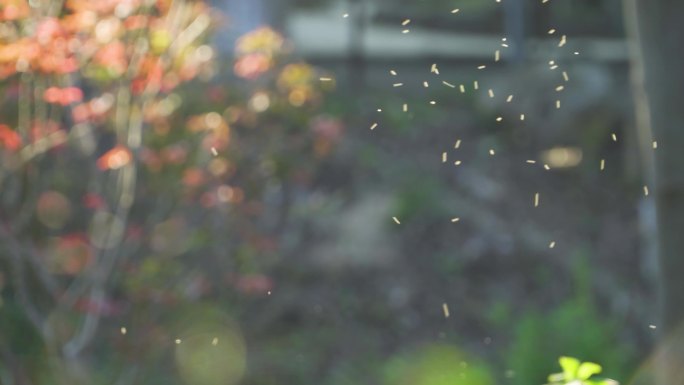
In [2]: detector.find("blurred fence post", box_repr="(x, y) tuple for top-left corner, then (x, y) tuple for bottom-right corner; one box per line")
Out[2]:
(348, 0), (367, 90)
(503, 0), (526, 63)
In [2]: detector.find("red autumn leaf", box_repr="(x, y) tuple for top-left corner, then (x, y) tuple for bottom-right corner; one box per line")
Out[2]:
(54, 234), (93, 275)
(62, 87), (84, 105)
(43, 87), (62, 104)
(200, 192), (216, 207)
(234, 53), (271, 80)
(1, 0), (30, 20)
(34, 17), (63, 44)
(74, 297), (125, 316)
(124, 15), (148, 30)
(97, 145), (132, 170)
(231, 274), (274, 295)
(139, 148), (163, 172)
(82, 193), (107, 209)
(207, 86), (225, 102)
(160, 145), (187, 165)
(182, 168), (205, 187)
(0, 124), (22, 151)
(71, 103), (90, 122)
(30, 120), (60, 142)
(126, 224), (144, 240)
(55, 56), (79, 74)
(94, 41), (127, 75)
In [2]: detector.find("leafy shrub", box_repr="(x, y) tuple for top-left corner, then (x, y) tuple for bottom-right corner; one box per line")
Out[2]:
(547, 356), (618, 385)
(505, 256), (631, 385)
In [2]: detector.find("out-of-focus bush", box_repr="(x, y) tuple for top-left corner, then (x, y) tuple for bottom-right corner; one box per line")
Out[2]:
(0, 0), (341, 379)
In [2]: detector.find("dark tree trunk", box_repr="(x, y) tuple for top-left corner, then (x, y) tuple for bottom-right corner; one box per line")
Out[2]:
(623, 0), (684, 383)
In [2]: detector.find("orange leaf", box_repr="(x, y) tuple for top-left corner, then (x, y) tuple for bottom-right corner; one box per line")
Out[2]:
(0, 124), (22, 151)
(97, 145), (132, 170)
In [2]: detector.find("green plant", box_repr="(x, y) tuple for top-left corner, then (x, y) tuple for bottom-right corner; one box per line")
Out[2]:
(547, 356), (618, 385)
(505, 253), (632, 385)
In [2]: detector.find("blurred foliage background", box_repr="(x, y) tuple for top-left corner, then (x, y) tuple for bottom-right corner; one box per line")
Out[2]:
(0, 0), (664, 384)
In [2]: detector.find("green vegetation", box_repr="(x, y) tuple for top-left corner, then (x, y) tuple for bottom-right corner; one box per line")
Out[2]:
(547, 357), (618, 385)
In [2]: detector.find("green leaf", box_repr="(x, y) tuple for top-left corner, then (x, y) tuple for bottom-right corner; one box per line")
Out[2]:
(587, 378), (618, 385)
(577, 362), (602, 380)
(547, 372), (565, 383)
(559, 356), (581, 380)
